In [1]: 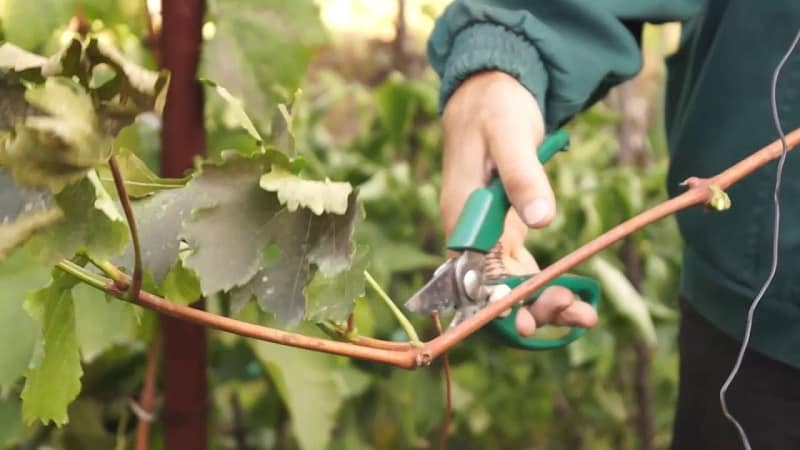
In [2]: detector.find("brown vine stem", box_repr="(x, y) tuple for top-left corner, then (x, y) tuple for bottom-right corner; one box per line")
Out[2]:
(55, 129), (800, 369)
(108, 156), (143, 303)
(421, 128), (800, 362)
(432, 312), (451, 450)
(99, 270), (419, 368)
(135, 328), (161, 450)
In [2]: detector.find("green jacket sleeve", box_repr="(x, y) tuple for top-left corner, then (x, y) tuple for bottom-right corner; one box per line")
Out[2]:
(427, 0), (703, 129)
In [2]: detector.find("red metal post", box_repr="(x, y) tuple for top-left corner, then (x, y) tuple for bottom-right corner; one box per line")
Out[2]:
(159, 1), (208, 449)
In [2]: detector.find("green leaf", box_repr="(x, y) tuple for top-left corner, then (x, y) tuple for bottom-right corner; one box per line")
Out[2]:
(159, 261), (202, 305)
(97, 149), (185, 199)
(1, 77), (111, 191)
(587, 256), (657, 345)
(201, 79), (263, 144)
(27, 176), (129, 265)
(201, 0), (327, 131)
(0, 395), (23, 447)
(0, 247), (47, 391)
(180, 157), (280, 295)
(73, 284), (134, 362)
(374, 77), (420, 149)
(0, 168), (62, 262)
(84, 37), (169, 132)
(230, 193), (359, 323)
(118, 187), (197, 283)
(305, 245), (368, 323)
(251, 332), (367, 450)
(0, 0), (73, 51)
(259, 167), (352, 215)
(21, 269), (83, 426)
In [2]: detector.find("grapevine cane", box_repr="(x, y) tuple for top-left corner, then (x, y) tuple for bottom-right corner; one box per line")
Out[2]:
(56, 128), (800, 369)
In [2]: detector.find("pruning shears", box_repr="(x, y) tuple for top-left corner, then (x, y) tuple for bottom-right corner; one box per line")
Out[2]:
(405, 130), (601, 350)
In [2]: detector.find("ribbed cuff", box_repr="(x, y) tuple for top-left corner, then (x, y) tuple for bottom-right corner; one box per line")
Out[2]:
(439, 23), (549, 115)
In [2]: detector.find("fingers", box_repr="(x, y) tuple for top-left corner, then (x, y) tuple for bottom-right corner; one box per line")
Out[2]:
(498, 210), (539, 274)
(483, 100), (554, 228)
(515, 286), (599, 337)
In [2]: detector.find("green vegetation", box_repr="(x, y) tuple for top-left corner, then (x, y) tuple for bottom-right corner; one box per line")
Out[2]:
(0, 1), (683, 449)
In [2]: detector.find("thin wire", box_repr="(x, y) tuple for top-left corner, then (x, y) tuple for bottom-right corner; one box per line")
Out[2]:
(718, 27), (800, 450)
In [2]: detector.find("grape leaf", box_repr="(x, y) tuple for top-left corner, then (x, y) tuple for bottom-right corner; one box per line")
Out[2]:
(0, 396), (23, 448)
(305, 245), (368, 323)
(27, 176), (129, 265)
(251, 331), (368, 450)
(73, 283), (134, 362)
(229, 192), (359, 324)
(0, 168), (62, 262)
(0, 247), (48, 392)
(1, 77), (111, 191)
(21, 269), (83, 426)
(0, 0), (73, 51)
(201, 0), (327, 132)
(260, 167), (352, 215)
(201, 78), (263, 144)
(181, 157), (279, 295)
(97, 148), (186, 199)
(159, 261), (202, 305)
(118, 187), (197, 282)
(121, 153), (359, 323)
(0, 80), (29, 129)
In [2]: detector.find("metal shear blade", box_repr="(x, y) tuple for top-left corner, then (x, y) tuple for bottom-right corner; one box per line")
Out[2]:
(404, 250), (493, 328)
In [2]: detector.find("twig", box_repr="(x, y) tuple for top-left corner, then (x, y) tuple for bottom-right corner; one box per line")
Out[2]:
(56, 260), (108, 290)
(83, 265), (419, 368)
(432, 312), (451, 450)
(135, 328), (162, 450)
(420, 128), (800, 362)
(364, 270), (422, 346)
(317, 321), (414, 351)
(108, 156), (143, 303)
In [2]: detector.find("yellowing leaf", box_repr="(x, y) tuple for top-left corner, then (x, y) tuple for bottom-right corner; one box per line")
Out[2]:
(259, 167), (352, 215)
(708, 185), (732, 211)
(1, 77), (111, 191)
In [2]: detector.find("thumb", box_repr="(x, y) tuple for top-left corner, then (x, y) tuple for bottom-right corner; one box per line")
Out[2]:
(484, 104), (555, 228)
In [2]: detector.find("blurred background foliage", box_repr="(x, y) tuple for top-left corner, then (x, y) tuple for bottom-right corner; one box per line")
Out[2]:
(0, 0), (686, 449)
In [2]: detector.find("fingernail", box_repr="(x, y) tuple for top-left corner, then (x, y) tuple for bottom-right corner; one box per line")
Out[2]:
(523, 198), (552, 226)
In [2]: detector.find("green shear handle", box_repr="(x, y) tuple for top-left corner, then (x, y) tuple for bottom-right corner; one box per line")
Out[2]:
(490, 274), (601, 350)
(446, 130), (601, 350)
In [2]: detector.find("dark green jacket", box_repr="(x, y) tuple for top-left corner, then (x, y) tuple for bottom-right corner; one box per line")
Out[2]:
(428, 1), (800, 367)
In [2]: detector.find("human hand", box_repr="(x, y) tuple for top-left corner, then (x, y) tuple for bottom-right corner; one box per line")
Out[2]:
(440, 70), (597, 336)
